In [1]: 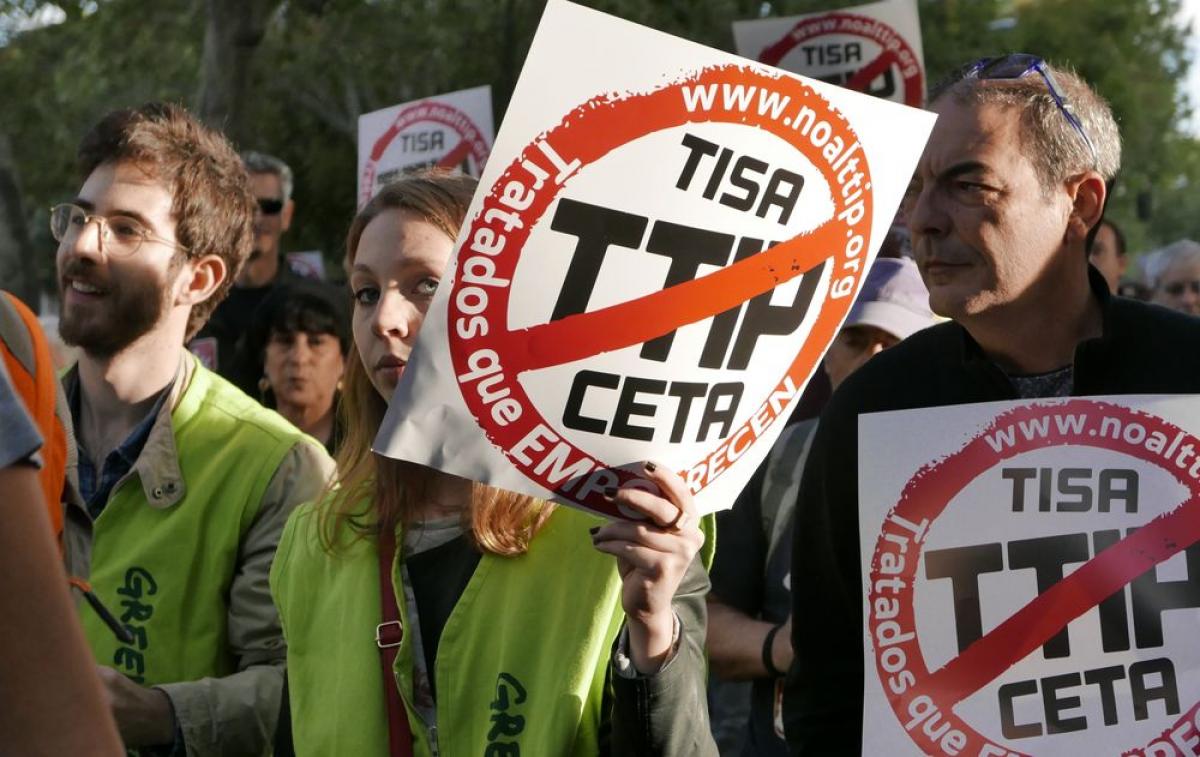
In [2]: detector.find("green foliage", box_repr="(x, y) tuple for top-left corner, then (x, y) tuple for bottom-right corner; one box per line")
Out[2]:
(0, 0), (1196, 295)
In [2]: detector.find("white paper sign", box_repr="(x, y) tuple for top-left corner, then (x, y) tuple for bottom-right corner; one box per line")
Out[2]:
(375, 0), (934, 519)
(860, 396), (1200, 756)
(734, 0), (925, 108)
(357, 85), (494, 206)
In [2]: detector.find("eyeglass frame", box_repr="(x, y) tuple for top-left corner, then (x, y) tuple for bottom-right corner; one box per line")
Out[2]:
(49, 202), (189, 258)
(257, 197), (285, 216)
(961, 53), (1100, 171)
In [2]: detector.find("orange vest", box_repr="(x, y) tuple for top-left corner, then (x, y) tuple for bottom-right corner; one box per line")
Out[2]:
(0, 291), (68, 540)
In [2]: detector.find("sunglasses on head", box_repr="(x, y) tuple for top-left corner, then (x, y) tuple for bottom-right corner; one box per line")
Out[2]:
(258, 198), (285, 215)
(1164, 280), (1200, 297)
(961, 53), (1099, 170)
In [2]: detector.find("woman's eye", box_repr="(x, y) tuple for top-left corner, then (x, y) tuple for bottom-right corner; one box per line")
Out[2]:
(414, 278), (439, 297)
(353, 287), (379, 306)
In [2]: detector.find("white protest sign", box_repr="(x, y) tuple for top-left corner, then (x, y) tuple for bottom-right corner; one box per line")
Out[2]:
(734, 0), (925, 108)
(357, 85), (494, 206)
(374, 0), (934, 519)
(860, 396), (1200, 756)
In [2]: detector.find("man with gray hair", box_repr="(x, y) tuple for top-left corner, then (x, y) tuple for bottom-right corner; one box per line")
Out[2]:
(783, 56), (1200, 754)
(190, 150), (297, 389)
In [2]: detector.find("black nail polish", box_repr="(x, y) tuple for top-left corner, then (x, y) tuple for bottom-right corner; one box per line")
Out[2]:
(589, 526), (600, 536)
(644, 461), (657, 473)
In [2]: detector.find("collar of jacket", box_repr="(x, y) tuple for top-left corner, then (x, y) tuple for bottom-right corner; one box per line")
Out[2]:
(946, 263), (1113, 398)
(63, 353), (193, 513)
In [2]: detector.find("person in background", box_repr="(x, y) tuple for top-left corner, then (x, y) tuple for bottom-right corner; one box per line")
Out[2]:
(271, 170), (716, 756)
(707, 258), (938, 757)
(1151, 239), (1200, 316)
(190, 150), (298, 386)
(1087, 217), (1127, 294)
(55, 103), (333, 754)
(235, 281), (350, 454)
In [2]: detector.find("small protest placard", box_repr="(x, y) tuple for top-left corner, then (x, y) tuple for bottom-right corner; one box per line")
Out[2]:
(860, 396), (1200, 756)
(374, 0), (933, 518)
(734, 0), (925, 107)
(357, 85), (494, 206)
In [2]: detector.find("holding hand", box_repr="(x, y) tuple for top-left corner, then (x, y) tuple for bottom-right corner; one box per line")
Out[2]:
(590, 461), (705, 674)
(97, 666), (175, 747)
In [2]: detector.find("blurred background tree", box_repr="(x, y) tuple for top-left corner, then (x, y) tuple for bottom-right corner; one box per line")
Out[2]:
(0, 0), (1196, 308)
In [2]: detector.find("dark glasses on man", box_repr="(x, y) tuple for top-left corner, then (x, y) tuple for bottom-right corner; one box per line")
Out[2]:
(1164, 280), (1200, 297)
(962, 53), (1099, 170)
(258, 198), (285, 215)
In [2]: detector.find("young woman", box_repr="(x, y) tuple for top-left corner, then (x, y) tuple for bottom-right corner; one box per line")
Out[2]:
(270, 171), (715, 756)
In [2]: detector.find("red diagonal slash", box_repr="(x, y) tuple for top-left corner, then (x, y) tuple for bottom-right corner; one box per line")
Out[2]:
(436, 138), (474, 170)
(845, 50), (899, 93)
(490, 220), (842, 374)
(927, 496), (1200, 705)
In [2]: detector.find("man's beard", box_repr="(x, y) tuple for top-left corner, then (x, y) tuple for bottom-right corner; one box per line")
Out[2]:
(58, 258), (176, 359)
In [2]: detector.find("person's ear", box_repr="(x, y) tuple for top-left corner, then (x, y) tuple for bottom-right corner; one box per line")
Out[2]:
(1065, 173), (1106, 246)
(281, 199), (295, 233)
(175, 254), (227, 308)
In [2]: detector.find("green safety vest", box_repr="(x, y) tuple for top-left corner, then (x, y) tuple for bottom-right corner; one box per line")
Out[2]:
(272, 501), (715, 757)
(80, 359), (302, 687)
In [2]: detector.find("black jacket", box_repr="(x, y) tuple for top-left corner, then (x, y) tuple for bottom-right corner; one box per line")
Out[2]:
(784, 268), (1200, 755)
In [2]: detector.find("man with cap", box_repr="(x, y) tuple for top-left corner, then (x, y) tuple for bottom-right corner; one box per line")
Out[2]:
(782, 56), (1200, 755)
(707, 257), (937, 757)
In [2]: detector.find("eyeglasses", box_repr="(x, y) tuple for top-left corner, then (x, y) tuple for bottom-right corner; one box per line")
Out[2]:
(962, 54), (1099, 170)
(1163, 280), (1200, 297)
(258, 198), (285, 215)
(49, 203), (187, 258)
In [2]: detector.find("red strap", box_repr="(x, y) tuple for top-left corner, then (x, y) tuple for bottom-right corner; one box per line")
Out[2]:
(377, 527), (414, 757)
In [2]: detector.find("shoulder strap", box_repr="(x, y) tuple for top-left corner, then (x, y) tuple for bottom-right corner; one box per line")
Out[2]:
(760, 419), (819, 568)
(0, 292), (68, 542)
(377, 528), (414, 757)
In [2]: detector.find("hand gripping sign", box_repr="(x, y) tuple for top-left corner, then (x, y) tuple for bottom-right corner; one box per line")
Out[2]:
(733, 0), (925, 108)
(859, 397), (1200, 756)
(375, 0), (933, 518)
(357, 85), (494, 206)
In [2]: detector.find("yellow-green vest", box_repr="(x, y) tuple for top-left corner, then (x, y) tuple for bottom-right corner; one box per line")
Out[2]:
(271, 502), (714, 757)
(80, 360), (304, 687)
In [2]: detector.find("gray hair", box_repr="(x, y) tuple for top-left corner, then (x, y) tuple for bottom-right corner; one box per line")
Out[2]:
(1153, 239), (1200, 288)
(241, 150), (294, 202)
(930, 61), (1121, 190)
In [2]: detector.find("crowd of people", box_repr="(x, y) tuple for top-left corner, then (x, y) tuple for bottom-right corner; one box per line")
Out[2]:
(2, 50), (1199, 757)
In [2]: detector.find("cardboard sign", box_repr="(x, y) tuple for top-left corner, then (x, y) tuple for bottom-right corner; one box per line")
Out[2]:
(357, 85), (494, 206)
(374, 0), (934, 518)
(733, 0), (925, 108)
(860, 397), (1200, 756)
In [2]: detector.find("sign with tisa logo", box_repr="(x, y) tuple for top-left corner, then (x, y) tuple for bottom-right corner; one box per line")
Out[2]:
(859, 396), (1200, 756)
(733, 0), (925, 108)
(357, 85), (494, 206)
(374, 0), (933, 518)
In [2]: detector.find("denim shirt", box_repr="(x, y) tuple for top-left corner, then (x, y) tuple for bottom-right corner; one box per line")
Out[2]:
(69, 381), (171, 520)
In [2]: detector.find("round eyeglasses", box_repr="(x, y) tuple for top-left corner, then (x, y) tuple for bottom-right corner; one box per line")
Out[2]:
(49, 203), (188, 257)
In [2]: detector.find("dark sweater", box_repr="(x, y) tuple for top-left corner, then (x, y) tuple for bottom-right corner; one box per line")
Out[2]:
(784, 267), (1200, 754)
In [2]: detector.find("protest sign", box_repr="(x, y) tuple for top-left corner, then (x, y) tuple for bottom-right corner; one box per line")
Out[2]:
(357, 85), (494, 206)
(374, 0), (933, 518)
(733, 0), (925, 108)
(860, 396), (1200, 756)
